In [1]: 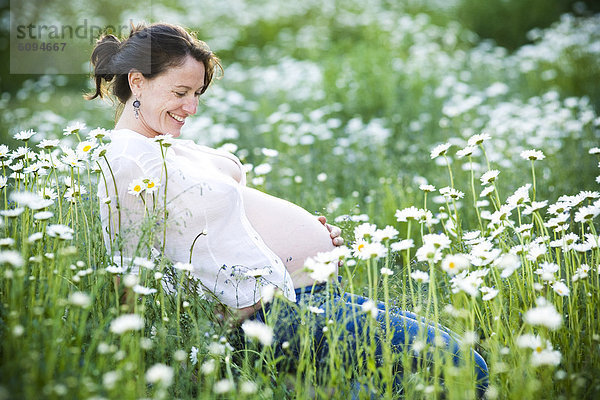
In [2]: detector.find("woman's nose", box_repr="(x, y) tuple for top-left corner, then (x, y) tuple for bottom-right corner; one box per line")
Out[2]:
(182, 98), (197, 115)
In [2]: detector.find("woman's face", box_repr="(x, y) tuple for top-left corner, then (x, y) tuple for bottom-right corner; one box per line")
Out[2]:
(135, 55), (206, 138)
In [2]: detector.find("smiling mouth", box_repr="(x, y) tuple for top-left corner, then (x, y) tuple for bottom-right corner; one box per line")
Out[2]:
(168, 112), (185, 123)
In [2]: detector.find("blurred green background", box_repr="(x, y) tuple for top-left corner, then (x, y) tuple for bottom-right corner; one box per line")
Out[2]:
(1, 0), (599, 225)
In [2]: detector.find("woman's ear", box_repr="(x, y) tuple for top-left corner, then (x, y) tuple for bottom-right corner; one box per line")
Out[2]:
(128, 70), (145, 97)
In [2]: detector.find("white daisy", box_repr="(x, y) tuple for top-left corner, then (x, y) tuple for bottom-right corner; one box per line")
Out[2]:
(240, 381), (258, 395)
(213, 379), (235, 394)
(441, 253), (470, 275)
(304, 256), (338, 283)
(109, 314), (144, 334)
(574, 205), (600, 223)
(523, 200), (548, 215)
(68, 292), (92, 308)
(352, 240), (387, 260)
(456, 146), (476, 158)
(552, 281), (570, 297)
(13, 129), (36, 141)
(241, 320), (274, 346)
(373, 226), (399, 242)
(354, 223), (378, 240)
(37, 139), (60, 149)
(480, 170), (500, 185)
(128, 178), (145, 196)
(33, 211), (53, 221)
(200, 359), (216, 375)
(46, 224), (74, 240)
(390, 239), (415, 252)
(416, 242), (442, 263)
(520, 149), (545, 161)
(253, 163), (272, 176)
(145, 363), (174, 387)
(462, 230), (481, 241)
(91, 144), (109, 161)
(361, 300), (378, 318)
(578, 190), (600, 200)
(60, 149), (83, 168)
(430, 143), (452, 159)
(63, 122), (86, 136)
(76, 140), (97, 159)
(153, 134), (174, 147)
(524, 298), (562, 330)
(439, 186), (464, 200)
(0, 250), (25, 267)
(133, 257), (155, 270)
(423, 233), (451, 249)
(88, 127), (109, 139)
(173, 262), (194, 272)
(133, 285), (158, 295)
(531, 346), (561, 367)
(534, 261), (559, 281)
(488, 205), (513, 226)
(0, 145), (10, 159)
(395, 206), (427, 222)
(410, 270), (429, 283)
(480, 186), (495, 197)
(480, 286), (499, 300)
(189, 346), (199, 365)
(467, 133), (491, 146)
(506, 184), (531, 208)
(450, 270), (487, 297)
(144, 177), (161, 194)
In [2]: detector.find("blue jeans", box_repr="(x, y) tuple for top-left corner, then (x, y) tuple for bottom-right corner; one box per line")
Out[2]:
(250, 279), (489, 397)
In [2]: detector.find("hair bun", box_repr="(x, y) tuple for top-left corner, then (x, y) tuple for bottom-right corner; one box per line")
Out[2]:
(87, 34), (123, 100)
(91, 34), (122, 76)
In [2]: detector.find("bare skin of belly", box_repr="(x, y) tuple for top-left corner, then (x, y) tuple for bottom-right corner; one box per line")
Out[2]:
(242, 186), (337, 287)
(225, 186), (337, 321)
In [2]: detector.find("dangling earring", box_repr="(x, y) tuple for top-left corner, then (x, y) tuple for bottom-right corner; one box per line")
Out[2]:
(133, 97), (141, 119)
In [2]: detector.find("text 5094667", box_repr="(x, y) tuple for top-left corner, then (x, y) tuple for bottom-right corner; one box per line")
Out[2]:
(17, 42), (67, 52)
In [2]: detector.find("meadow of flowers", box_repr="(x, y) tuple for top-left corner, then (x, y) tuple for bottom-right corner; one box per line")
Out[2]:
(1, 1), (600, 399)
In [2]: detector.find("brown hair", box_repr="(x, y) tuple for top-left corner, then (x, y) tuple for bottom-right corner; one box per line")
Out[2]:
(87, 22), (222, 104)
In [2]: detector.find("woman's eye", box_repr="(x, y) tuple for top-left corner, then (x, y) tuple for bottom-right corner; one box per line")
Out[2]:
(175, 92), (186, 97)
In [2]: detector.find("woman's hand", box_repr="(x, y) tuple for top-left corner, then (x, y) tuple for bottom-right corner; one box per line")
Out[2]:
(318, 216), (344, 246)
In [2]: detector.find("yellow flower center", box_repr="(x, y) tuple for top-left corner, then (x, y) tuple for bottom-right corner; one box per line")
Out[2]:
(83, 145), (91, 152)
(358, 244), (365, 251)
(535, 346), (543, 353)
(449, 262), (456, 269)
(134, 185), (141, 192)
(147, 182), (154, 188)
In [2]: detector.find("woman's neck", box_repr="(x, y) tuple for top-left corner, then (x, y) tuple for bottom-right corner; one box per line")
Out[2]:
(115, 104), (156, 138)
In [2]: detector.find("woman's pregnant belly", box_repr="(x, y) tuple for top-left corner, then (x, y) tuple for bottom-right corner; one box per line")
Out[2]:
(242, 186), (336, 288)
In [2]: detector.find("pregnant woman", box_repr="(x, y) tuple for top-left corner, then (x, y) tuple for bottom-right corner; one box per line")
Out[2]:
(90, 23), (488, 396)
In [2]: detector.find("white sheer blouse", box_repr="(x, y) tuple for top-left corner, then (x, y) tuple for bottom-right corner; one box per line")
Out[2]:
(98, 129), (296, 308)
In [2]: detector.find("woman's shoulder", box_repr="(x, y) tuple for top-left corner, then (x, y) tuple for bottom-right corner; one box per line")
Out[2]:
(104, 129), (164, 170)
(108, 128), (155, 146)
(188, 141), (242, 164)
(106, 129), (162, 153)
